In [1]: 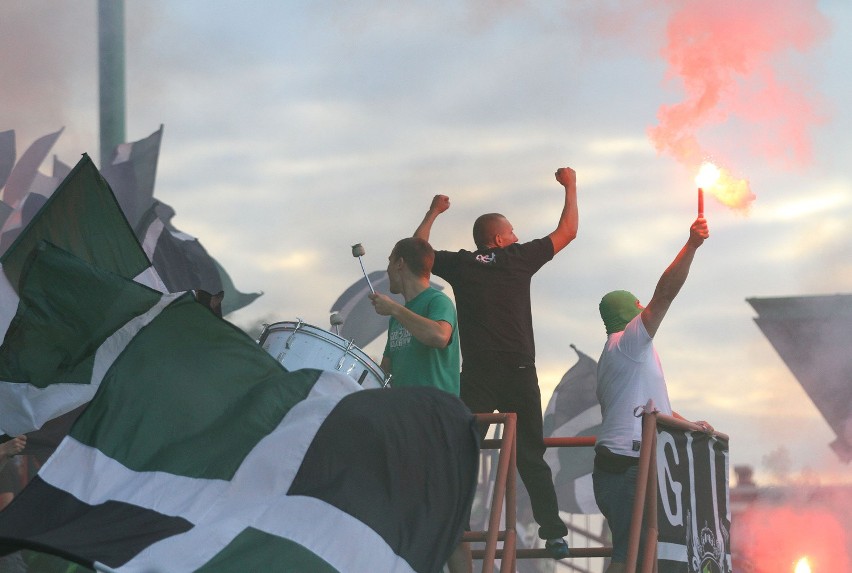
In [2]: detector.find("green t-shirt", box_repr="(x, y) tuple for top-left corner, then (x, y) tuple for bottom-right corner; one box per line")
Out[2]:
(383, 287), (460, 396)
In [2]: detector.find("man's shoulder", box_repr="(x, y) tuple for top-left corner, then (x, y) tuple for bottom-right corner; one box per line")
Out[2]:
(501, 237), (555, 270)
(515, 237), (554, 254)
(411, 286), (451, 306)
(428, 287), (456, 309)
(606, 317), (653, 359)
(422, 285), (449, 298)
(435, 248), (474, 259)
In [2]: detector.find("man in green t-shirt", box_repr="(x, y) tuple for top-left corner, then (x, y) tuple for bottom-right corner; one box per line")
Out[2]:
(369, 237), (460, 396)
(370, 237), (470, 573)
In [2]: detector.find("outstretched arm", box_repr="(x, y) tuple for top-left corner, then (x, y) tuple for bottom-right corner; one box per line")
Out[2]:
(413, 195), (450, 242)
(641, 217), (709, 337)
(549, 167), (579, 254)
(369, 293), (453, 348)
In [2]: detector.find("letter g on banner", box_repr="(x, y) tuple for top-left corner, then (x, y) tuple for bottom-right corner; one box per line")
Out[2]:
(658, 431), (683, 527)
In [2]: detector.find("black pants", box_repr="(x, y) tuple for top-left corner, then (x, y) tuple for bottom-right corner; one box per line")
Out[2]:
(461, 362), (567, 540)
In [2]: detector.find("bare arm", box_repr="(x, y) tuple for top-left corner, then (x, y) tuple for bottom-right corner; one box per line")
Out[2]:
(370, 293), (453, 348)
(0, 435), (26, 473)
(413, 195), (450, 242)
(641, 218), (709, 337)
(549, 167), (579, 254)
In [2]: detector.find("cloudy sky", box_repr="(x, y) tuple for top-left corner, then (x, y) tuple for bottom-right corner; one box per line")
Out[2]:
(2, 0), (851, 486)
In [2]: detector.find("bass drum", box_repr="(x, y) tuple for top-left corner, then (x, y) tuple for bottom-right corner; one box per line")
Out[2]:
(258, 320), (387, 389)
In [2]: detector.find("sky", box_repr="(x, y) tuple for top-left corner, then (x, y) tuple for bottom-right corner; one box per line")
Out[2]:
(2, 0), (851, 487)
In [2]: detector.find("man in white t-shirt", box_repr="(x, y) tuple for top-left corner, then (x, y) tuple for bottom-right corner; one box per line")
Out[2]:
(593, 217), (710, 573)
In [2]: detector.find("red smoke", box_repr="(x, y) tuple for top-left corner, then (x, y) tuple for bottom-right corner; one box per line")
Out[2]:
(734, 504), (850, 572)
(648, 0), (830, 212)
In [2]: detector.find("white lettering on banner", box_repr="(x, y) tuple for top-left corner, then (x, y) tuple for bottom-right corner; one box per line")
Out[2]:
(658, 431), (684, 527)
(686, 432), (698, 549)
(656, 427), (732, 573)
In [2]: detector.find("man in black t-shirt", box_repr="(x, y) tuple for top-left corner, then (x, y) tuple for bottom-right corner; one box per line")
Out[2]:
(414, 167), (579, 560)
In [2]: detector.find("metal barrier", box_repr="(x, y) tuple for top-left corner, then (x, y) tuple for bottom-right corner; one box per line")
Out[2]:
(626, 409), (729, 573)
(465, 413), (612, 571)
(466, 409), (726, 572)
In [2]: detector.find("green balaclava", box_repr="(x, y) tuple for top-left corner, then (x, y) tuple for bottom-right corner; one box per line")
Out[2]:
(599, 290), (642, 335)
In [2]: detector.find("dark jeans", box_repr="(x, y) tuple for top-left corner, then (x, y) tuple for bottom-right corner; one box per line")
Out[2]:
(460, 362), (567, 540)
(593, 464), (643, 563)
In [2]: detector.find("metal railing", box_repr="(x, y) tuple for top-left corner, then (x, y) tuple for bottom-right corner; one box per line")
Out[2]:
(466, 410), (726, 572)
(466, 413), (611, 571)
(625, 410), (729, 573)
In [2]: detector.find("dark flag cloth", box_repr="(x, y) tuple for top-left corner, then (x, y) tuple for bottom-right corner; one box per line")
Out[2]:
(542, 345), (602, 514)
(213, 257), (262, 317)
(0, 200), (11, 232)
(99, 126), (260, 316)
(1, 128), (63, 208)
(100, 125), (163, 229)
(52, 155), (73, 182)
(656, 427), (731, 573)
(0, 130), (66, 256)
(330, 270), (444, 349)
(135, 199), (262, 315)
(0, 191), (51, 256)
(0, 129), (15, 190)
(748, 295), (852, 462)
(0, 242), (480, 573)
(0, 128), (260, 316)
(0, 154), (161, 440)
(136, 199), (222, 293)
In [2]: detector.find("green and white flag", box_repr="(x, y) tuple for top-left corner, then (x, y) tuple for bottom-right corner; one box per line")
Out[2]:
(0, 243), (479, 572)
(0, 154), (164, 437)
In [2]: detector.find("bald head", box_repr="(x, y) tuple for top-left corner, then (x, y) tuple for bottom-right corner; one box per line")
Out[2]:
(473, 213), (515, 250)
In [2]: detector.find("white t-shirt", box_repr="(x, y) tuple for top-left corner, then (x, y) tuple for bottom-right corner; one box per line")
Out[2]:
(595, 314), (672, 457)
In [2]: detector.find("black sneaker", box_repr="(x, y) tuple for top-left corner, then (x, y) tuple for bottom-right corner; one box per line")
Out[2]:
(545, 537), (570, 559)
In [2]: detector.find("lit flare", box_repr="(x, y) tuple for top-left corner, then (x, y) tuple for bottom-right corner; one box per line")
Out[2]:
(692, 161), (755, 214)
(794, 557), (812, 573)
(694, 161), (721, 216)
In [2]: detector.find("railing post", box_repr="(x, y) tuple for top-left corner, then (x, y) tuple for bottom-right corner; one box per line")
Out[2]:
(502, 417), (517, 572)
(625, 409), (658, 573)
(477, 412), (516, 572)
(640, 427), (659, 573)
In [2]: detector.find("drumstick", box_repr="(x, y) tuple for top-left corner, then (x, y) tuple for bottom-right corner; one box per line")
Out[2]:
(351, 243), (375, 294)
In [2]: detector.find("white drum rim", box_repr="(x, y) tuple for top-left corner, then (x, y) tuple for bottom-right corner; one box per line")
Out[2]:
(258, 320), (385, 382)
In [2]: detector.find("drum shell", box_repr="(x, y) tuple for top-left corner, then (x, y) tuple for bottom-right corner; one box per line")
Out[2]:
(258, 321), (386, 389)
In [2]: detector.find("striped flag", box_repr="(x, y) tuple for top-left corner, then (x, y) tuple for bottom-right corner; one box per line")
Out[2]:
(0, 242), (479, 572)
(0, 191), (50, 255)
(0, 128), (63, 208)
(101, 125), (163, 229)
(542, 346), (601, 514)
(0, 154), (163, 438)
(1, 127), (260, 316)
(135, 199), (262, 316)
(0, 129), (66, 255)
(100, 125), (261, 315)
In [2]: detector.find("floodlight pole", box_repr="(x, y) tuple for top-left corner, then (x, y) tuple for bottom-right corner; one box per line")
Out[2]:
(98, 0), (127, 167)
